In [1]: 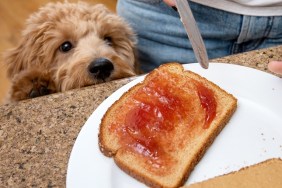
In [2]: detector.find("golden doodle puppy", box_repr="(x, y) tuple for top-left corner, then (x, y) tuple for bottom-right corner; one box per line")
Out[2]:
(4, 1), (138, 102)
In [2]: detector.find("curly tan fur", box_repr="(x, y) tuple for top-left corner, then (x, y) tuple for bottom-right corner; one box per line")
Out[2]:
(4, 1), (137, 103)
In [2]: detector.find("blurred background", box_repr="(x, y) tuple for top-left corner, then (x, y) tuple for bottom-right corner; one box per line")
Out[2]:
(0, 0), (117, 105)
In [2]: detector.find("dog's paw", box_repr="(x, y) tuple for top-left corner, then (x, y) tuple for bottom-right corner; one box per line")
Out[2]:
(28, 77), (56, 98)
(9, 69), (57, 101)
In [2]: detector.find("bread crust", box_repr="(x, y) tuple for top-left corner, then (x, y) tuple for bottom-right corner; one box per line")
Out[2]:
(98, 63), (237, 188)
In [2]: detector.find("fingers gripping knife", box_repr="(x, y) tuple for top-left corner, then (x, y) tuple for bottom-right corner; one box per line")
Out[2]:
(175, 0), (209, 69)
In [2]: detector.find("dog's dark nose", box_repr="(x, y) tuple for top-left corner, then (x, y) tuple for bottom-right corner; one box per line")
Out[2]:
(88, 58), (114, 80)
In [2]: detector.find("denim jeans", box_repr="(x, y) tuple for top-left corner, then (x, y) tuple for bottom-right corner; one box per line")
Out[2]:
(117, 0), (282, 72)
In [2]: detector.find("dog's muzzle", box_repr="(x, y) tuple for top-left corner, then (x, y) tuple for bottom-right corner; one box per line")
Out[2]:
(88, 58), (114, 80)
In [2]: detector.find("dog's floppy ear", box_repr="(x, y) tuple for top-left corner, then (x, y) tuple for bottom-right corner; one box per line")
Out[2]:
(3, 38), (31, 79)
(3, 19), (51, 80)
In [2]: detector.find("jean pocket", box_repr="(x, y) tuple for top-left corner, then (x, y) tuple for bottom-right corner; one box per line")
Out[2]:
(135, 0), (162, 4)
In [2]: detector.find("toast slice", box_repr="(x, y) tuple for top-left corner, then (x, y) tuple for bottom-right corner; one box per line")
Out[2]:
(184, 158), (282, 188)
(98, 63), (237, 188)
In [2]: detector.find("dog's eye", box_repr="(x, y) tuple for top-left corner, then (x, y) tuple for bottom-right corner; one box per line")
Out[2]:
(104, 36), (112, 46)
(59, 41), (73, 52)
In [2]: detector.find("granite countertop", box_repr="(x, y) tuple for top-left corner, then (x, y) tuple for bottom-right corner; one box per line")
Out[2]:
(0, 45), (281, 187)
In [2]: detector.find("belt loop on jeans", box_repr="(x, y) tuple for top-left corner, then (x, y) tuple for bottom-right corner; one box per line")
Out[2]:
(237, 15), (251, 44)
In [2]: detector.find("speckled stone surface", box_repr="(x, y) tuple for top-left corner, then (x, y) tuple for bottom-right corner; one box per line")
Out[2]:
(0, 46), (281, 187)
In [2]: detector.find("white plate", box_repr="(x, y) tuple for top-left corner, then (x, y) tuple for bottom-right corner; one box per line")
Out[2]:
(67, 63), (282, 188)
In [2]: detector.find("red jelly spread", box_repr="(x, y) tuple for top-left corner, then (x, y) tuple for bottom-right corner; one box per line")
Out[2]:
(110, 70), (217, 171)
(196, 82), (217, 129)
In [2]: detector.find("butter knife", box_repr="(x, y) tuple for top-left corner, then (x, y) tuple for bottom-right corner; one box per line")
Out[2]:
(175, 0), (209, 69)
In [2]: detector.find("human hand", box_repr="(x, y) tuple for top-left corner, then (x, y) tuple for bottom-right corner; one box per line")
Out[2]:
(163, 0), (175, 6)
(268, 61), (282, 75)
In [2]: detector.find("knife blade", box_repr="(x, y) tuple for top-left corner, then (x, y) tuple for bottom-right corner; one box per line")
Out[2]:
(175, 0), (209, 69)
